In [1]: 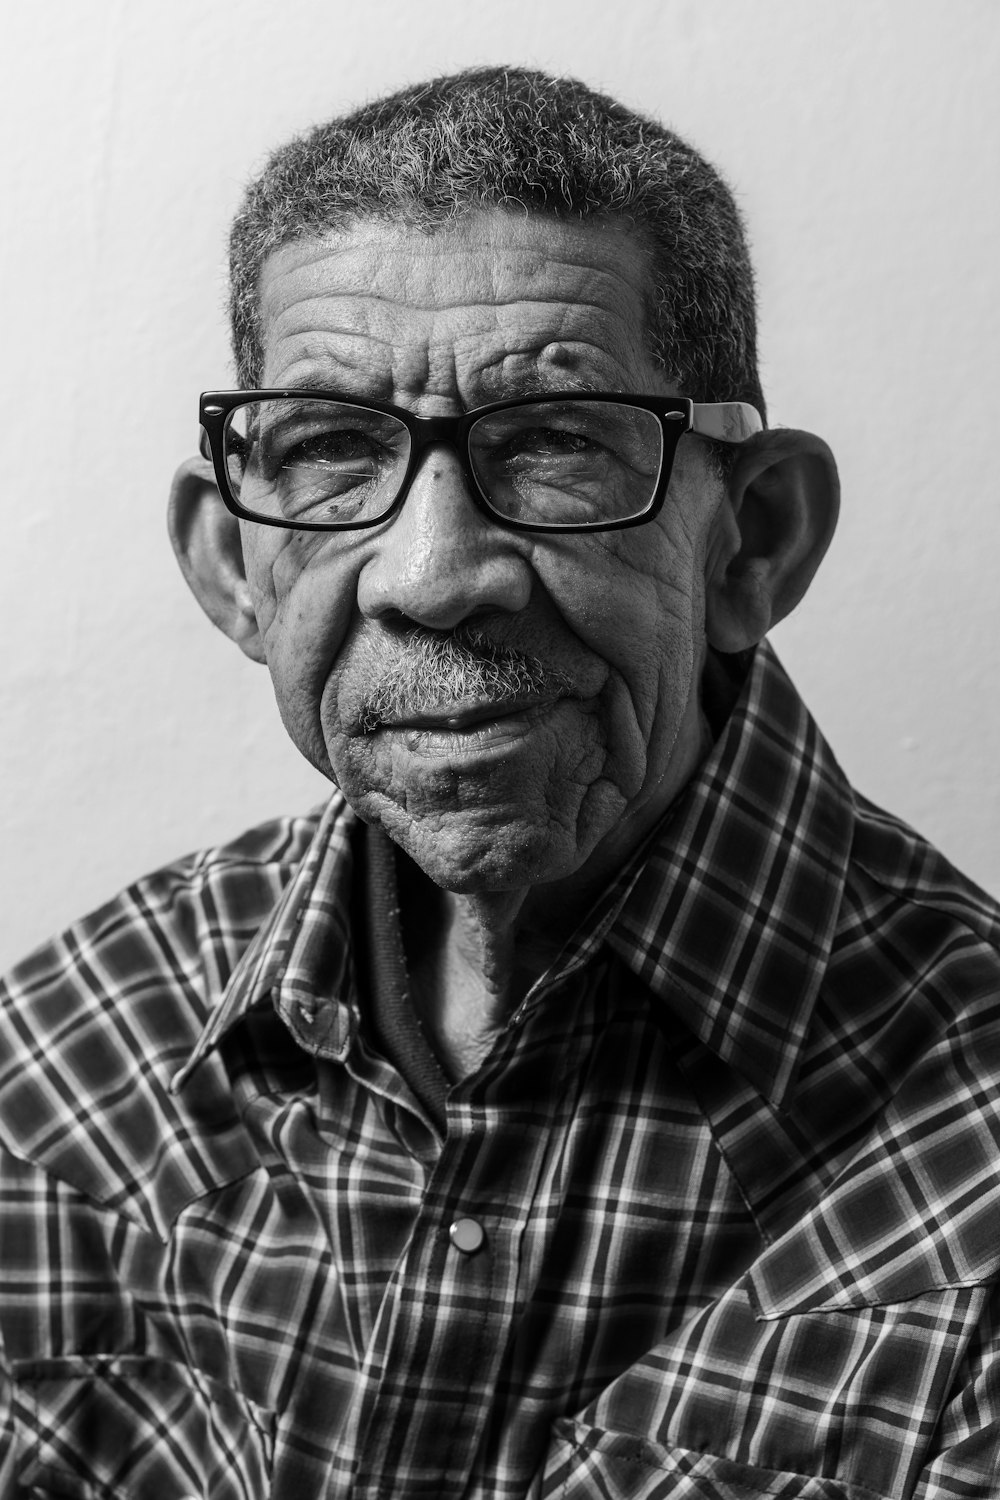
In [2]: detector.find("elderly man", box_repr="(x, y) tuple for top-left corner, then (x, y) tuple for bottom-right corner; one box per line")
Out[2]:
(1, 66), (998, 1500)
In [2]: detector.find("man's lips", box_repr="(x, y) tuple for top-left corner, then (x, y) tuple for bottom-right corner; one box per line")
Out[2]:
(366, 694), (561, 734)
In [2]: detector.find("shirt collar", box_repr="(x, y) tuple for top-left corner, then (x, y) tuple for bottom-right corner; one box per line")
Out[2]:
(605, 640), (854, 1107)
(173, 641), (853, 1108)
(171, 791), (361, 1093)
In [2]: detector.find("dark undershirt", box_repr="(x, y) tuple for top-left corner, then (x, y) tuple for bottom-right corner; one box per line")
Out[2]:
(355, 821), (451, 1131)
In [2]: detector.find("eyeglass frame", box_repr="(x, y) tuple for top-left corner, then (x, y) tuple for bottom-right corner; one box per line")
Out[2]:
(199, 389), (763, 536)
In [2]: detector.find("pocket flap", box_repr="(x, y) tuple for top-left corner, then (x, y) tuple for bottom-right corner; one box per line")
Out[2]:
(542, 1422), (883, 1500)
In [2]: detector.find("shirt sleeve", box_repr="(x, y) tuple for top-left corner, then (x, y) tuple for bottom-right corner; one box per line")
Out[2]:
(0, 1327), (21, 1489)
(911, 1280), (1000, 1499)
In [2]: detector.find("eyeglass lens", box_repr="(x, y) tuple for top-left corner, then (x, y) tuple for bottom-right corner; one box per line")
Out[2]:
(223, 397), (666, 528)
(226, 399), (408, 526)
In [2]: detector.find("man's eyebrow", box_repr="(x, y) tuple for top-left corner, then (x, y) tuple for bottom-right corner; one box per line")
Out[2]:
(263, 370), (393, 400)
(491, 371), (607, 400)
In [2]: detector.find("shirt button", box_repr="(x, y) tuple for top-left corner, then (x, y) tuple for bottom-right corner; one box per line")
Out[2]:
(449, 1216), (486, 1254)
(297, 998), (317, 1024)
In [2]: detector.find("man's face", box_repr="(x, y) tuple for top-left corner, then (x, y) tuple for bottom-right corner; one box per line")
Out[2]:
(241, 210), (727, 897)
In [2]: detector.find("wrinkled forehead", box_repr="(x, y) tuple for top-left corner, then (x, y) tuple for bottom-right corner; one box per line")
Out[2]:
(254, 209), (663, 401)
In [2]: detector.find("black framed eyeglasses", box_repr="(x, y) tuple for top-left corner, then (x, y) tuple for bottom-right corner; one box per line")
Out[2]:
(199, 389), (762, 535)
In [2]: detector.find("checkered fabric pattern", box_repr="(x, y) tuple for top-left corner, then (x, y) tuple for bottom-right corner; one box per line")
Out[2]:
(1, 642), (999, 1499)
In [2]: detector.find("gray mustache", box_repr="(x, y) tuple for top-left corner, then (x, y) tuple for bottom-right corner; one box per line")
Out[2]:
(357, 627), (573, 732)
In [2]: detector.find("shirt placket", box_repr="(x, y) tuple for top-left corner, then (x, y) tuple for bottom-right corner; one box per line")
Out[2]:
(327, 1008), (584, 1500)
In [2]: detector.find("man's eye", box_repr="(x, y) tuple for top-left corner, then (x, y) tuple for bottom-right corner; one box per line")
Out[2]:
(498, 426), (604, 462)
(277, 429), (381, 472)
(529, 426), (594, 450)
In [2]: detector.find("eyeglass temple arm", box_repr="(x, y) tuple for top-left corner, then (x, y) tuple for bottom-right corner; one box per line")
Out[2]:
(690, 402), (763, 443)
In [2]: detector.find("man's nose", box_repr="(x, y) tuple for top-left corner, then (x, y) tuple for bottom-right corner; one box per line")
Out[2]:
(355, 447), (534, 629)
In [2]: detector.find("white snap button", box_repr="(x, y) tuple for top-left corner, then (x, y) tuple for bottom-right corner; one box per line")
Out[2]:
(449, 1216), (486, 1254)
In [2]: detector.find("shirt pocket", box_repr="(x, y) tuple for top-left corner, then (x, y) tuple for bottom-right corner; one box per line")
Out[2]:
(540, 1422), (880, 1500)
(11, 1354), (275, 1500)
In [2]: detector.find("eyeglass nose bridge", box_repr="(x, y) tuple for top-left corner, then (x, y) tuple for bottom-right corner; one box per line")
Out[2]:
(408, 412), (466, 444)
(392, 410), (486, 516)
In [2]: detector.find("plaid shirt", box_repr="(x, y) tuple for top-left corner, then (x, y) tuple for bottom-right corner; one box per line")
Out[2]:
(1, 643), (1000, 1500)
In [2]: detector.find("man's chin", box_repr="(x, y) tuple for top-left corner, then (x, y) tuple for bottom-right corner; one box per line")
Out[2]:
(352, 791), (587, 895)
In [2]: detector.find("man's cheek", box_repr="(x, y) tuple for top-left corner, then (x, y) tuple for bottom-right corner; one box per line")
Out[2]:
(242, 569), (356, 774)
(242, 540), (284, 644)
(245, 528), (333, 609)
(253, 555), (356, 664)
(548, 562), (681, 696)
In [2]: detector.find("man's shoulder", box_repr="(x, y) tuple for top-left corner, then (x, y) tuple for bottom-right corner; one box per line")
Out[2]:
(4, 806), (324, 1009)
(850, 788), (999, 937)
(0, 807), (325, 1234)
(839, 787), (1000, 1001)
(827, 787), (1000, 1112)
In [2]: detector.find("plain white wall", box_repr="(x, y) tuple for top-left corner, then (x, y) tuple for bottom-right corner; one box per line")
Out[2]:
(1, 0), (998, 970)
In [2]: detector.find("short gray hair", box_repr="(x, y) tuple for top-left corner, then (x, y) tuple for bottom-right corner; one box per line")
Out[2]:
(229, 66), (765, 420)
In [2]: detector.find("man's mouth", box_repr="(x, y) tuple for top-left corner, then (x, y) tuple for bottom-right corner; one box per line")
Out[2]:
(369, 693), (559, 734)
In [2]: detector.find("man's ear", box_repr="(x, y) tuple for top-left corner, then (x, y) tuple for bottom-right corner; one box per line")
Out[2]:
(705, 429), (840, 653)
(167, 456), (266, 663)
